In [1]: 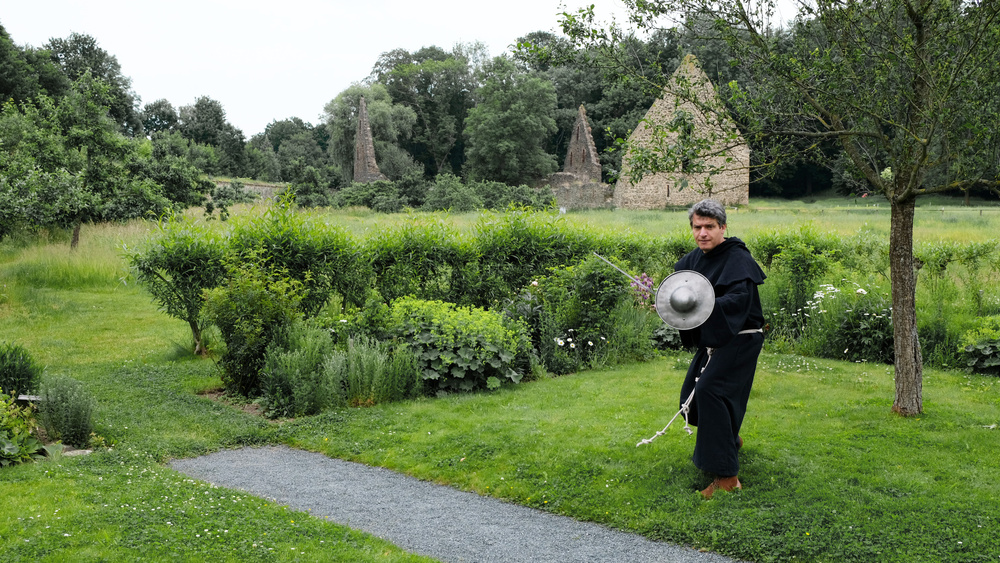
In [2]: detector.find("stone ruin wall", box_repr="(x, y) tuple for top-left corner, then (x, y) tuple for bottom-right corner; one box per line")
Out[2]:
(614, 56), (750, 209)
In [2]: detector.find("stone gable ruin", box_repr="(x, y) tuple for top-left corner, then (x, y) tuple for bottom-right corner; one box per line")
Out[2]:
(548, 104), (612, 209)
(614, 54), (749, 208)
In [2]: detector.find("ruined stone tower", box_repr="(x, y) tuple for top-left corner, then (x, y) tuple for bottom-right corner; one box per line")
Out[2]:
(614, 54), (749, 208)
(353, 96), (387, 183)
(546, 104), (611, 209)
(562, 104), (602, 182)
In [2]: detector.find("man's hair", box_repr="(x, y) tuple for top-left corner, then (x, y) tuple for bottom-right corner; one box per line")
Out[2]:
(688, 199), (727, 227)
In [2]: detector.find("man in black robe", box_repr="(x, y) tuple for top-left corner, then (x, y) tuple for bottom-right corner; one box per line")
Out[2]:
(675, 199), (766, 499)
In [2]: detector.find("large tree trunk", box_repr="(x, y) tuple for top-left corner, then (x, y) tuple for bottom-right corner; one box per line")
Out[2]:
(889, 197), (923, 415)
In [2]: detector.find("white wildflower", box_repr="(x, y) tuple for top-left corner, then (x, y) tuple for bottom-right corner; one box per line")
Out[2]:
(856, 288), (868, 295)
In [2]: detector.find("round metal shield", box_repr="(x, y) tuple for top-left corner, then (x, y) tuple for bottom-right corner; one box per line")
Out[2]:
(655, 270), (714, 329)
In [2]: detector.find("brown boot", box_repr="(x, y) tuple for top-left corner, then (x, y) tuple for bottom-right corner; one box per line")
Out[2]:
(701, 476), (741, 499)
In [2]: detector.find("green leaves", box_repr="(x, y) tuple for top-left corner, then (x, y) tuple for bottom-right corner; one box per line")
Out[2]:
(386, 297), (534, 394)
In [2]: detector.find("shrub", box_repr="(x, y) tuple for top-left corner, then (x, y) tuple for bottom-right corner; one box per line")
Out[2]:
(0, 391), (43, 466)
(386, 297), (534, 394)
(365, 220), (478, 305)
(290, 167), (336, 208)
(329, 336), (423, 407)
(799, 282), (894, 364)
(206, 179), (256, 220)
(959, 317), (1000, 376)
(259, 320), (337, 418)
(473, 209), (595, 308)
(335, 180), (404, 212)
(471, 180), (554, 210)
(764, 238), (832, 337)
(203, 252), (304, 397)
(509, 255), (641, 374)
(422, 174), (483, 212)
(126, 218), (227, 356)
(37, 376), (95, 448)
(0, 341), (43, 396)
(229, 194), (369, 315)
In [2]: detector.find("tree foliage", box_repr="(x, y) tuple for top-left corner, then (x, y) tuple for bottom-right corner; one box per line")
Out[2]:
(44, 32), (142, 136)
(463, 56), (559, 185)
(323, 83), (420, 183)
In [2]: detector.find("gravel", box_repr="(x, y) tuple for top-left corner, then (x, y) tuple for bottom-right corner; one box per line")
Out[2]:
(170, 445), (743, 563)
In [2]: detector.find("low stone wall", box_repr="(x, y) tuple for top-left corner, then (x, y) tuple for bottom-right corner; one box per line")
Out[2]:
(214, 180), (288, 200)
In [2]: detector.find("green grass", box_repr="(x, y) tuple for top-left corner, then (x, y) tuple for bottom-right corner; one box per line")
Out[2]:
(2, 209), (999, 562)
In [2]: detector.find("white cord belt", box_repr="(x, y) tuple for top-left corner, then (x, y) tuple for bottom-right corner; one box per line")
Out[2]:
(636, 328), (762, 447)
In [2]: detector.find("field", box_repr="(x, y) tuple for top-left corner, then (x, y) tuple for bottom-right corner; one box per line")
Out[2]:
(1, 198), (999, 562)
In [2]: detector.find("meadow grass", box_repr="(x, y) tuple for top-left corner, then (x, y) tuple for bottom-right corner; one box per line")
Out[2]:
(1, 204), (999, 562)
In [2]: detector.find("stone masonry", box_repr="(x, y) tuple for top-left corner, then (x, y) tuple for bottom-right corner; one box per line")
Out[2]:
(614, 54), (749, 209)
(354, 96), (387, 183)
(548, 104), (612, 209)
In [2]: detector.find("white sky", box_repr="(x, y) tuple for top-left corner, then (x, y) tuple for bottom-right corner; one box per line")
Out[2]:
(2, 1), (798, 137)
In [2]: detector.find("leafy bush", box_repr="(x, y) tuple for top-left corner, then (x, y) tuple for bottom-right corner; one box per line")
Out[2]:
(0, 391), (43, 466)
(959, 317), (1000, 376)
(37, 376), (96, 448)
(203, 252), (304, 397)
(395, 171), (429, 208)
(764, 238), (832, 337)
(422, 174), (483, 212)
(471, 180), (553, 210)
(335, 180), (405, 212)
(386, 297), (534, 394)
(229, 194), (369, 314)
(473, 209), (595, 308)
(206, 179), (256, 220)
(290, 166), (336, 208)
(328, 336), (423, 407)
(799, 282), (894, 364)
(259, 320), (337, 418)
(507, 255), (640, 374)
(365, 220), (478, 305)
(0, 341), (43, 396)
(127, 218), (227, 356)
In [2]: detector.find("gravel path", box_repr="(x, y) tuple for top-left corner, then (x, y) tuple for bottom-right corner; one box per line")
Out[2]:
(170, 446), (743, 563)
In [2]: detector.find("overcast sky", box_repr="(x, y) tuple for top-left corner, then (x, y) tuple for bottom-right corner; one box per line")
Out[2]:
(3, 1), (797, 138)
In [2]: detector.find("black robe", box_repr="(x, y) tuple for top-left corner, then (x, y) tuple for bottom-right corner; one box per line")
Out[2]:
(675, 237), (765, 477)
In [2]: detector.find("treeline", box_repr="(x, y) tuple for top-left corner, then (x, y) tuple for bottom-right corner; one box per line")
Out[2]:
(5, 17), (996, 244)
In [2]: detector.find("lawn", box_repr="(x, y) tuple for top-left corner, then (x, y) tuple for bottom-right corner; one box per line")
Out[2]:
(2, 203), (999, 562)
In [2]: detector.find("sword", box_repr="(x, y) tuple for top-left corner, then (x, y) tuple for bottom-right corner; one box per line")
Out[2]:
(592, 252), (654, 291)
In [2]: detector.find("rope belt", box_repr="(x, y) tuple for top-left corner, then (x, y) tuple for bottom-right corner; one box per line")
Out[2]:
(636, 328), (763, 447)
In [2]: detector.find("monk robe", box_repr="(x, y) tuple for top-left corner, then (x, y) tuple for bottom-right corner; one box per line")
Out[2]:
(675, 237), (766, 477)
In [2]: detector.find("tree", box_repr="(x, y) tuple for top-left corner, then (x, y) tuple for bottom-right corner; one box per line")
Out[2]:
(1, 24), (39, 103)
(561, 0), (1000, 415)
(178, 96), (248, 177)
(463, 56), (559, 185)
(323, 83), (420, 183)
(45, 33), (142, 136)
(374, 44), (482, 176)
(141, 99), (179, 135)
(127, 218), (227, 356)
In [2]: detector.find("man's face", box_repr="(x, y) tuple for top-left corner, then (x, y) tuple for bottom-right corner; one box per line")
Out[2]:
(691, 213), (726, 252)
